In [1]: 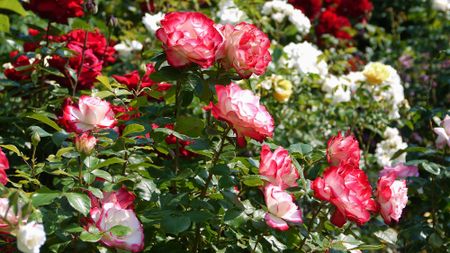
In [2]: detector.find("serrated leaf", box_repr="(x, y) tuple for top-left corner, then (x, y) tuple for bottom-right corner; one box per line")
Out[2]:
(288, 143), (313, 155)
(109, 225), (131, 237)
(80, 230), (102, 242)
(242, 175), (264, 187)
(0, 14), (9, 32)
(122, 124), (145, 137)
(32, 189), (60, 206)
(65, 193), (91, 216)
(93, 157), (125, 170)
(27, 113), (62, 131)
(175, 116), (204, 137)
(0, 144), (28, 160)
(161, 215), (191, 235)
(90, 169), (112, 182)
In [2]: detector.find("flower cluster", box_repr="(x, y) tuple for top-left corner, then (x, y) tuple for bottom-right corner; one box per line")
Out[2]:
(217, 0), (247, 24)
(261, 0), (311, 35)
(375, 127), (408, 167)
(26, 0), (84, 24)
(280, 42), (328, 78)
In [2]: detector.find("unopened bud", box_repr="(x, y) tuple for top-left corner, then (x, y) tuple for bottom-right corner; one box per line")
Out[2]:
(107, 15), (119, 28)
(85, 0), (98, 15)
(75, 133), (97, 155)
(31, 132), (41, 146)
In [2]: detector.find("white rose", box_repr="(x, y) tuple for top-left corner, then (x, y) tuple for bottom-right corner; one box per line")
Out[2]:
(142, 12), (164, 35)
(17, 222), (46, 253)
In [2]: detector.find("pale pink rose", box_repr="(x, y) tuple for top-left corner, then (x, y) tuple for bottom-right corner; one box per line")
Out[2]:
(88, 187), (144, 252)
(326, 131), (360, 167)
(259, 144), (299, 190)
(210, 83), (274, 146)
(75, 133), (97, 155)
(375, 173), (408, 224)
(433, 115), (450, 149)
(156, 12), (223, 68)
(379, 163), (419, 179)
(264, 184), (302, 231)
(311, 163), (377, 227)
(60, 96), (117, 133)
(0, 147), (9, 185)
(0, 198), (22, 233)
(217, 22), (271, 78)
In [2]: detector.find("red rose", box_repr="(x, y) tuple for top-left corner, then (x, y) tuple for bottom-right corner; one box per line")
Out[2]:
(288, 0), (323, 20)
(27, 0), (84, 24)
(3, 51), (37, 82)
(326, 131), (360, 167)
(311, 163), (377, 227)
(156, 12), (224, 68)
(157, 124), (196, 158)
(316, 8), (352, 40)
(0, 148), (9, 185)
(112, 63), (172, 92)
(336, 0), (373, 21)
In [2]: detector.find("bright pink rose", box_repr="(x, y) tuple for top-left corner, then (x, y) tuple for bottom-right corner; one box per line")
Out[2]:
(156, 12), (223, 68)
(75, 133), (97, 155)
(0, 148), (9, 185)
(27, 0), (84, 24)
(259, 145), (299, 190)
(264, 184), (303, 231)
(210, 83), (274, 146)
(88, 187), (144, 252)
(326, 131), (360, 167)
(433, 115), (450, 149)
(311, 164), (377, 227)
(375, 173), (408, 224)
(217, 23), (271, 78)
(379, 163), (419, 179)
(60, 96), (117, 133)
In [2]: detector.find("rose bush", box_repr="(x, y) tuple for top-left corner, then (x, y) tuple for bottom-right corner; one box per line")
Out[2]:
(0, 0), (448, 252)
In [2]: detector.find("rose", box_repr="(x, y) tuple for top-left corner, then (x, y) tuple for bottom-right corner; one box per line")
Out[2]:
(375, 173), (408, 224)
(74, 133), (97, 155)
(60, 96), (117, 133)
(112, 63), (172, 92)
(433, 115), (450, 149)
(3, 51), (37, 82)
(217, 22), (272, 78)
(316, 8), (352, 40)
(311, 163), (377, 227)
(288, 0), (323, 20)
(379, 163), (419, 179)
(16, 221), (46, 253)
(264, 184), (303, 231)
(336, 0), (373, 21)
(210, 83), (274, 146)
(273, 79), (293, 103)
(259, 145), (298, 190)
(27, 0), (84, 24)
(326, 132), (361, 167)
(362, 62), (391, 85)
(88, 187), (144, 252)
(0, 198), (22, 233)
(0, 148), (9, 185)
(156, 12), (224, 68)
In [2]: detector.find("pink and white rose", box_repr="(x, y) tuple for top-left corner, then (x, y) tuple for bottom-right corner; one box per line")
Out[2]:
(379, 163), (419, 179)
(217, 22), (271, 78)
(60, 96), (117, 133)
(264, 184), (302, 231)
(210, 83), (274, 146)
(326, 132), (361, 167)
(259, 144), (299, 190)
(156, 12), (224, 68)
(433, 114), (450, 149)
(74, 133), (97, 155)
(375, 173), (408, 224)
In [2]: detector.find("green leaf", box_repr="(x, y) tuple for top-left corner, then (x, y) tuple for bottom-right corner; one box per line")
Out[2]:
(153, 127), (191, 141)
(109, 225), (131, 237)
(93, 157), (125, 170)
(242, 175), (265, 187)
(0, 14), (9, 32)
(0, 144), (28, 160)
(96, 75), (112, 91)
(420, 162), (441, 175)
(27, 113), (62, 131)
(161, 215), (191, 235)
(175, 116), (204, 137)
(150, 66), (184, 82)
(32, 189), (60, 206)
(90, 169), (112, 182)
(288, 143), (313, 155)
(65, 193), (91, 216)
(122, 124), (145, 137)
(79, 230), (102, 242)
(0, 0), (27, 16)
(391, 146), (430, 160)
(135, 178), (160, 201)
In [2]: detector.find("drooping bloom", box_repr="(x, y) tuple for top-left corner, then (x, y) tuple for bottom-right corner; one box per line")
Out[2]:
(155, 12), (224, 68)
(210, 83), (274, 146)
(433, 115), (450, 149)
(0, 148), (9, 185)
(259, 145), (298, 190)
(375, 173), (408, 224)
(311, 164), (377, 227)
(27, 0), (84, 24)
(217, 22), (271, 78)
(74, 133), (97, 155)
(326, 132), (360, 167)
(379, 163), (419, 179)
(60, 96), (117, 133)
(264, 184), (303, 231)
(16, 221), (46, 253)
(88, 187), (144, 252)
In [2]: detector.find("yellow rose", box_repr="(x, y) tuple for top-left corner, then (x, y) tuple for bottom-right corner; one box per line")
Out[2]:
(363, 62), (390, 85)
(273, 79), (293, 103)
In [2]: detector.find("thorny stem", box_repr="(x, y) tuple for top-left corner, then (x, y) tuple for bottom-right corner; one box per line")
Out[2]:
(299, 203), (323, 251)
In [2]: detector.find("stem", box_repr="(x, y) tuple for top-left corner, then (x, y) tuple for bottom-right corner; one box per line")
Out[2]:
(78, 156), (83, 185)
(45, 20), (52, 46)
(172, 81), (182, 193)
(200, 126), (230, 197)
(299, 203), (323, 251)
(73, 30), (89, 96)
(251, 235), (262, 253)
(31, 145), (37, 178)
